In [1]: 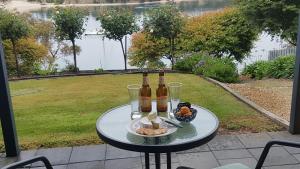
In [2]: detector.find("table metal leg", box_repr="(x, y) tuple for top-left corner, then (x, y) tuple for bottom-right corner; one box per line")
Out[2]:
(167, 152), (171, 169)
(155, 153), (160, 169)
(145, 153), (150, 169)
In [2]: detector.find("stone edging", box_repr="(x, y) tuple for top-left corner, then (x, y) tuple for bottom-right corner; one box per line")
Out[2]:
(204, 77), (289, 128)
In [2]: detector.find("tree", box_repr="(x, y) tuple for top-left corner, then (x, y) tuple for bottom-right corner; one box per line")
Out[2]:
(53, 7), (86, 72)
(143, 3), (184, 69)
(182, 8), (259, 62)
(3, 38), (48, 76)
(32, 20), (62, 72)
(97, 9), (138, 70)
(129, 32), (168, 69)
(238, 0), (300, 46)
(33, 20), (59, 58)
(0, 10), (31, 76)
(32, 19), (81, 73)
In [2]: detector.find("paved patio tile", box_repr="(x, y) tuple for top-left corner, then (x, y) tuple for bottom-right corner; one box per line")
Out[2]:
(248, 147), (298, 166)
(149, 163), (180, 169)
(218, 157), (257, 169)
(0, 156), (17, 168)
(69, 144), (106, 163)
(293, 154), (300, 162)
(0, 150), (37, 168)
(31, 165), (67, 169)
(177, 152), (219, 169)
(237, 133), (273, 148)
(18, 150), (37, 161)
(268, 131), (300, 142)
(106, 145), (141, 159)
(284, 146), (300, 154)
(67, 161), (104, 169)
(32, 147), (72, 167)
(105, 157), (142, 169)
(141, 153), (179, 165)
(212, 149), (252, 160)
(264, 164), (300, 169)
(176, 144), (210, 154)
(208, 135), (245, 150)
(265, 131), (300, 154)
(4, 131), (300, 169)
(16, 150), (38, 168)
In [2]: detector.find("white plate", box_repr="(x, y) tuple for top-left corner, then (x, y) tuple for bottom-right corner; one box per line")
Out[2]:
(127, 117), (178, 138)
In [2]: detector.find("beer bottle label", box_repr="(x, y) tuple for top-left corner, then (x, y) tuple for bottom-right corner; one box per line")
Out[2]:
(157, 96), (168, 111)
(140, 96), (152, 112)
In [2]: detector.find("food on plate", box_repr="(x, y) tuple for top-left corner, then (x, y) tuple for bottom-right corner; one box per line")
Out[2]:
(140, 113), (162, 129)
(147, 112), (157, 121)
(151, 120), (160, 129)
(176, 106), (192, 117)
(136, 128), (167, 136)
(136, 112), (168, 136)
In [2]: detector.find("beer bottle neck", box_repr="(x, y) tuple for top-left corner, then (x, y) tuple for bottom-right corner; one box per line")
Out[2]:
(143, 76), (149, 86)
(158, 75), (165, 86)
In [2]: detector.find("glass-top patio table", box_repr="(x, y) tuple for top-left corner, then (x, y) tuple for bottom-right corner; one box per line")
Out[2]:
(96, 102), (219, 169)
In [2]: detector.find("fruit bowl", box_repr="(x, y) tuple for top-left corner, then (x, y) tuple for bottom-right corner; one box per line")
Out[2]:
(173, 102), (197, 122)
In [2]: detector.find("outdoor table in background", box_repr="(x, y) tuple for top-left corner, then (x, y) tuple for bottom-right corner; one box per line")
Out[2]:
(96, 102), (219, 169)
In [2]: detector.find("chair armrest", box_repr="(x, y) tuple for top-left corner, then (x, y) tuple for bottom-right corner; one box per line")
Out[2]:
(255, 140), (300, 169)
(2, 155), (53, 169)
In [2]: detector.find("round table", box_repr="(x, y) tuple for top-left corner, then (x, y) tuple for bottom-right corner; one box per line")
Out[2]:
(96, 102), (219, 169)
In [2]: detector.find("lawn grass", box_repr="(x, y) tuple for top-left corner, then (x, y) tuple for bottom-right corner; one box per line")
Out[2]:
(1, 73), (283, 150)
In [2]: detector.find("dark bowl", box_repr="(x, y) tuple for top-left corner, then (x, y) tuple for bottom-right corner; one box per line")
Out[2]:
(173, 107), (197, 123)
(177, 102), (191, 109)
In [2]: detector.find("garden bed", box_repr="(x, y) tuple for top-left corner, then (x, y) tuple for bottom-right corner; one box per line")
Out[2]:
(227, 79), (293, 122)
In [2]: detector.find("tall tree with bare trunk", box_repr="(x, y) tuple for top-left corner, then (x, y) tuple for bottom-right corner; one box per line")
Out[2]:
(53, 7), (86, 72)
(97, 9), (138, 71)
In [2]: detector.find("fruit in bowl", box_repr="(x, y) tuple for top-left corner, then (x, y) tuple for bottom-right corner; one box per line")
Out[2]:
(173, 102), (197, 122)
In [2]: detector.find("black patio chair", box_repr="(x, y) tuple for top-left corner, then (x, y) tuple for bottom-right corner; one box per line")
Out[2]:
(2, 156), (53, 169)
(177, 140), (300, 169)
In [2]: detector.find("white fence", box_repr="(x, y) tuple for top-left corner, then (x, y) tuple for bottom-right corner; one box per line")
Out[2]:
(268, 47), (296, 60)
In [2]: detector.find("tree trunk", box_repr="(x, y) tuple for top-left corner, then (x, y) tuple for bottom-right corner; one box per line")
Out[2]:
(169, 38), (175, 70)
(119, 39), (127, 71)
(71, 39), (78, 72)
(172, 38), (175, 69)
(11, 40), (19, 77)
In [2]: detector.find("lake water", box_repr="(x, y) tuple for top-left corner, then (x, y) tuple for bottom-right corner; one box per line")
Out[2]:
(30, 0), (287, 71)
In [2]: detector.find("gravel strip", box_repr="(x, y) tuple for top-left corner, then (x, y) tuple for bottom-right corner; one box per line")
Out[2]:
(227, 79), (293, 122)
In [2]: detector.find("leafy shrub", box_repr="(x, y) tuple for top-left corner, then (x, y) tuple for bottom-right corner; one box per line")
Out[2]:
(194, 56), (239, 83)
(95, 68), (104, 73)
(268, 55), (295, 79)
(242, 61), (271, 80)
(62, 64), (78, 72)
(242, 55), (295, 79)
(45, 0), (64, 4)
(33, 63), (58, 76)
(174, 54), (205, 72)
(33, 69), (56, 76)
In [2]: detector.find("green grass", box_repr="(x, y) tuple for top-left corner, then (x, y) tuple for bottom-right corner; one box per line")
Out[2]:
(1, 73), (282, 150)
